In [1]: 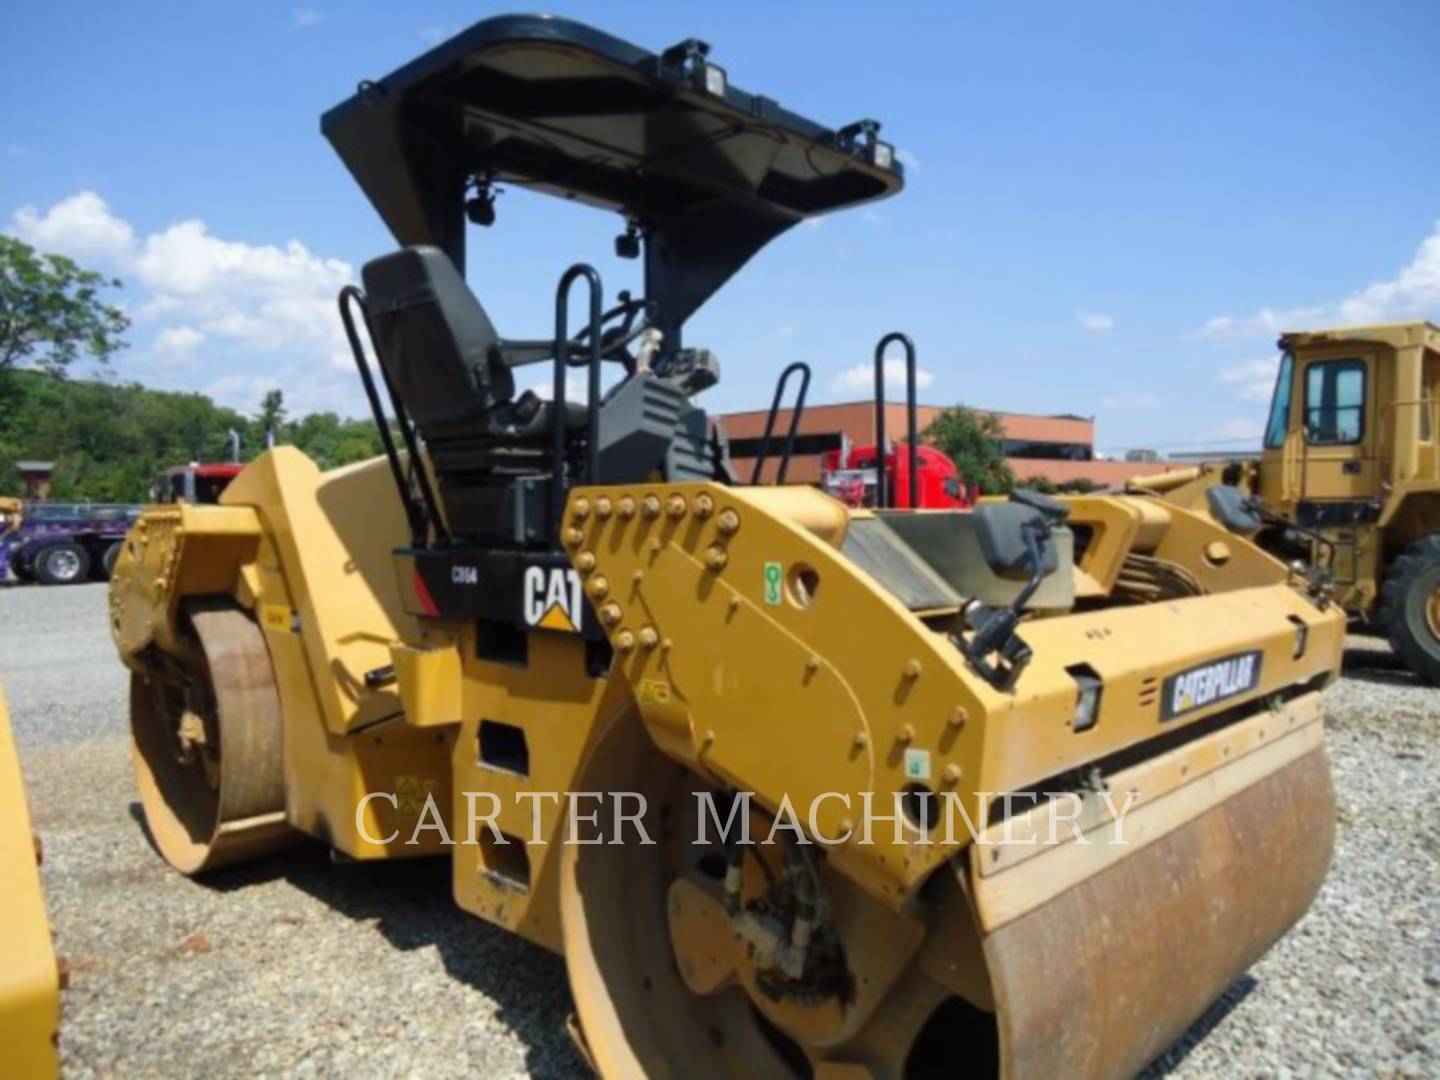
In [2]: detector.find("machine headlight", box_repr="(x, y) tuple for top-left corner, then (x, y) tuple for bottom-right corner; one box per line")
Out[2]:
(1068, 665), (1103, 733)
(702, 62), (727, 97)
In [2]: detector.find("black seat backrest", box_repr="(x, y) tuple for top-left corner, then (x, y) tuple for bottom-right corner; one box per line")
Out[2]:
(361, 246), (516, 437)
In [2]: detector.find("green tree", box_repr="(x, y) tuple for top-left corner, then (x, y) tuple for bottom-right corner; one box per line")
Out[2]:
(924, 404), (1015, 494)
(257, 389), (287, 446)
(0, 235), (129, 374)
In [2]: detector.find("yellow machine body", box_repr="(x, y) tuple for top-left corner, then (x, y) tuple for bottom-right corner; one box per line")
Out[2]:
(0, 686), (62, 1080)
(111, 449), (1345, 1077)
(106, 16), (1348, 1075)
(0, 496), (21, 535)
(1130, 321), (1440, 681)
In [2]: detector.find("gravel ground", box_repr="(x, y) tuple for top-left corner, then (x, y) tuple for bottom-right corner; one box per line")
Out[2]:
(2, 583), (1436, 1077)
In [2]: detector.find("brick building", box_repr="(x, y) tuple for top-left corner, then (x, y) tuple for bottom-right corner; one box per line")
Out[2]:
(722, 402), (1168, 489)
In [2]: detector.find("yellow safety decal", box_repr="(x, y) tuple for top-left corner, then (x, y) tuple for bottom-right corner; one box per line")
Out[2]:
(637, 679), (672, 707)
(395, 774), (441, 818)
(260, 603), (293, 633)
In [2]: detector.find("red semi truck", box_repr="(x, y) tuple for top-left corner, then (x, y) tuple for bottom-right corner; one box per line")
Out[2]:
(820, 438), (972, 509)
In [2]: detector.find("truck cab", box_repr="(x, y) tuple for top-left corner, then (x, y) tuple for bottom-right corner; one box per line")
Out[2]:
(1260, 322), (1440, 519)
(821, 441), (971, 509)
(152, 463), (244, 505)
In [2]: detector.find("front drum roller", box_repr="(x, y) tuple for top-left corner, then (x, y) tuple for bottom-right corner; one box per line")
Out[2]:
(130, 603), (294, 875)
(560, 706), (1335, 1078)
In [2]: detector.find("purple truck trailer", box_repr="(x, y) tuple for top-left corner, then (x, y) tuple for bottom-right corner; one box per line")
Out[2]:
(0, 499), (140, 586)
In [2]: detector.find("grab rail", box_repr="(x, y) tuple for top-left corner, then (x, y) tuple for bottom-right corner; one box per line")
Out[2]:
(750, 361), (812, 485)
(873, 332), (919, 509)
(552, 264), (605, 535)
(338, 285), (447, 547)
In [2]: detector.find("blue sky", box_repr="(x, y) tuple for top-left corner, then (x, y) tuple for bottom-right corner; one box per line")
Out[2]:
(4, 1), (1438, 456)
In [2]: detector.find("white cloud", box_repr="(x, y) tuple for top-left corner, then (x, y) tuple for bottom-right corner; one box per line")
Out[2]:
(1219, 355), (1281, 402)
(1100, 391), (1160, 409)
(291, 8), (321, 28)
(9, 190), (360, 414)
(831, 359), (935, 395)
(11, 190), (135, 263)
(1078, 311), (1116, 333)
(1213, 416), (1264, 441)
(153, 325), (205, 362)
(896, 148), (922, 174)
(1198, 221), (1440, 340)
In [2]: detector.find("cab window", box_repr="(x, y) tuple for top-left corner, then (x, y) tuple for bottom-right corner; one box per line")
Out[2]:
(1263, 352), (1294, 449)
(1304, 358), (1365, 445)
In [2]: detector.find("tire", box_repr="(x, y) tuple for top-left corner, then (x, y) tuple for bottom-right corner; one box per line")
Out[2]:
(33, 542), (91, 586)
(1379, 534), (1440, 686)
(101, 540), (123, 579)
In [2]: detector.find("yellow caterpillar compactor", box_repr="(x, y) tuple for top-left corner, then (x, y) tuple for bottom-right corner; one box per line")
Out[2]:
(110, 17), (1345, 1078)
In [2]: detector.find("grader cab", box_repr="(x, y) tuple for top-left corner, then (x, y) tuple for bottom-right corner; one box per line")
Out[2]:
(110, 16), (1345, 1077)
(1131, 321), (1440, 683)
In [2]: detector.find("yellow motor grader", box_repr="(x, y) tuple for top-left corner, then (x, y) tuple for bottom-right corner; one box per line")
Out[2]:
(110, 16), (1344, 1077)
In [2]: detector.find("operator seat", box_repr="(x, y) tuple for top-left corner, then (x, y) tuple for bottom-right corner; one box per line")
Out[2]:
(361, 246), (587, 535)
(362, 246), (586, 446)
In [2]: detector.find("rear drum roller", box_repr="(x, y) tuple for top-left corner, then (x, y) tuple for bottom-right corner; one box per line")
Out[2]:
(130, 603), (295, 875)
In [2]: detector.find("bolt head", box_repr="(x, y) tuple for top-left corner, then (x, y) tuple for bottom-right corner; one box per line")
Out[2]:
(705, 545), (729, 571)
(586, 575), (610, 599)
(564, 527), (584, 547)
(572, 497), (591, 520)
(898, 723), (915, 744)
(694, 494), (715, 519)
(949, 706), (968, 729)
(717, 509), (741, 535)
(615, 630), (636, 653)
(596, 497), (614, 519)
(942, 763), (962, 785)
(600, 603), (622, 627)
(666, 494), (687, 518)
(903, 659), (922, 679)
(639, 626), (659, 648)
(576, 551), (597, 572)
(641, 495), (661, 519)
(618, 496), (637, 519)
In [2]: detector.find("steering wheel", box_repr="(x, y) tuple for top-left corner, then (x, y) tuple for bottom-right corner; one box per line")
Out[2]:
(569, 291), (655, 373)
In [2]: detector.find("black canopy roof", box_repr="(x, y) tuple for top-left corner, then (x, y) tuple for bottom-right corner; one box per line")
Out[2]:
(322, 14), (904, 347)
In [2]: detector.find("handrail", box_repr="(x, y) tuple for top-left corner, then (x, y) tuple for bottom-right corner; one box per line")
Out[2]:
(874, 331), (919, 509)
(338, 285), (446, 547)
(552, 264), (604, 535)
(750, 362), (812, 485)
